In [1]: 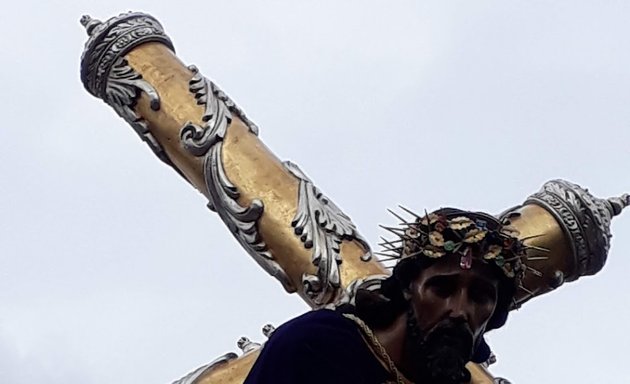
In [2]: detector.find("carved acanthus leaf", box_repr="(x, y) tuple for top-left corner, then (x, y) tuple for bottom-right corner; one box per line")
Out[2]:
(180, 66), (294, 293)
(285, 161), (372, 305)
(104, 57), (173, 167)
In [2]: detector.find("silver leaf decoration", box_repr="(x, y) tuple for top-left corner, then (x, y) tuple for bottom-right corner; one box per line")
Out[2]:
(284, 161), (372, 305)
(180, 66), (294, 293)
(105, 57), (173, 167)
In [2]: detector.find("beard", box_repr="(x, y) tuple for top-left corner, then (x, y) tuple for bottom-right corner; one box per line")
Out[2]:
(405, 309), (474, 384)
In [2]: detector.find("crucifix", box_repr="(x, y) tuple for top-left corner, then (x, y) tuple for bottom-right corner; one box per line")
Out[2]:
(79, 12), (628, 384)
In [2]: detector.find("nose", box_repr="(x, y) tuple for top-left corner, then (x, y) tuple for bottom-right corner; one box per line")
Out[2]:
(447, 289), (471, 323)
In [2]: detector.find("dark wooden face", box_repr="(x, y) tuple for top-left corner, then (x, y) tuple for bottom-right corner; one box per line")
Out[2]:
(408, 256), (500, 349)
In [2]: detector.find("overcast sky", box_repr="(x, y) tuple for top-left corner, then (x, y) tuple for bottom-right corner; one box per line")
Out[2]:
(1, 1), (629, 383)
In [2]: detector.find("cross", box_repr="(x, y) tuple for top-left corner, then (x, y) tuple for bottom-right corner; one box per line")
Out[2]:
(80, 12), (629, 384)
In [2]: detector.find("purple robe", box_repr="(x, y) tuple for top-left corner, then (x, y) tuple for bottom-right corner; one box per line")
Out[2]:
(244, 309), (392, 383)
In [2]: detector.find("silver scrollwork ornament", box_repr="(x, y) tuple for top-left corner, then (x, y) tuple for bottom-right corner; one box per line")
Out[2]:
(285, 161), (373, 305)
(180, 66), (294, 292)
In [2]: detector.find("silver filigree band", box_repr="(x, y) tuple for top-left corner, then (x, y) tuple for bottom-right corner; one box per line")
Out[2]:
(80, 13), (173, 99)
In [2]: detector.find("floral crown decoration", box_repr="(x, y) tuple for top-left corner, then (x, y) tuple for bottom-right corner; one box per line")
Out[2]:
(378, 207), (548, 290)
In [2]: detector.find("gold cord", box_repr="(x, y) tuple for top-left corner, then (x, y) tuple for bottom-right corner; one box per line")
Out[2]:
(343, 313), (410, 384)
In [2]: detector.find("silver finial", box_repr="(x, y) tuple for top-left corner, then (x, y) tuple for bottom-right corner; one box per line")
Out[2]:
(486, 352), (497, 366)
(522, 180), (627, 279)
(262, 324), (276, 338)
(80, 15), (102, 36)
(608, 193), (630, 216)
(236, 337), (261, 353)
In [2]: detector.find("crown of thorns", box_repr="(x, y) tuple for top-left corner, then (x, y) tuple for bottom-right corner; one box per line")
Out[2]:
(378, 208), (547, 287)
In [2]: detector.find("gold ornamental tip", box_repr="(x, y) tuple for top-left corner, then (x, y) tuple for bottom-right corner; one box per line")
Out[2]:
(501, 180), (628, 307)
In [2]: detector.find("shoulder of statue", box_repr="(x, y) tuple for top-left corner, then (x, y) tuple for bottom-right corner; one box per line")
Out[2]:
(257, 309), (393, 381)
(259, 308), (378, 359)
(270, 309), (359, 342)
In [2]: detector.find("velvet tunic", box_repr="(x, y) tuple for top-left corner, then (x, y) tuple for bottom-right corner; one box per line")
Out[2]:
(244, 309), (393, 384)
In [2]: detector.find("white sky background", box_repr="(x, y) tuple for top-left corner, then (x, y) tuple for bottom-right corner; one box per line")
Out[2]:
(1, 1), (629, 383)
